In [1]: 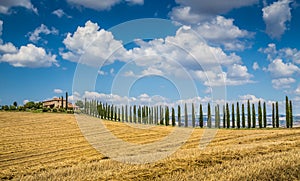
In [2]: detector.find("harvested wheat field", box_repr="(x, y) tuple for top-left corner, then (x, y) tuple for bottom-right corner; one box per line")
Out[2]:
(0, 112), (299, 180)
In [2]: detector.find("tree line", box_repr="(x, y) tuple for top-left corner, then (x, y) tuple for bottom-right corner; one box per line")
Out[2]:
(82, 96), (294, 129)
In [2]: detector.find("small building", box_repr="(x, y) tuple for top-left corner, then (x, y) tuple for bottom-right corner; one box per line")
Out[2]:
(42, 97), (76, 110)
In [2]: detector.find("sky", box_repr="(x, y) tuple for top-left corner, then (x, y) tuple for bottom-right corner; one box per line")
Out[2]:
(0, 0), (300, 114)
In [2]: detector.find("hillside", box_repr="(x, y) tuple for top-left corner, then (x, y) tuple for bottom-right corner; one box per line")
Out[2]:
(0, 112), (299, 180)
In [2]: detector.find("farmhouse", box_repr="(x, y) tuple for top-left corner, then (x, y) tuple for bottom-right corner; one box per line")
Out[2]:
(42, 97), (75, 109)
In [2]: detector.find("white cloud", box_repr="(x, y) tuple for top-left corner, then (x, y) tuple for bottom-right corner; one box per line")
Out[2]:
(123, 70), (136, 77)
(110, 68), (115, 75)
(28, 24), (59, 43)
(61, 21), (129, 67)
(98, 70), (106, 75)
(67, 0), (143, 11)
(0, 44), (59, 68)
(175, 0), (258, 16)
(227, 64), (253, 80)
(170, 6), (207, 24)
(54, 89), (63, 94)
(194, 16), (254, 50)
(267, 58), (300, 77)
(253, 62), (260, 70)
(125, 0), (144, 5)
(260, 43), (300, 64)
(272, 77), (295, 89)
(295, 85), (300, 95)
(23, 99), (29, 105)
(262, 0), (292, 39)
(52, 9), (71, 18)
(0, 20), (17, 53)
(0, 0), (38, 14)
(63, 21), (253, 87)
(0, 42), (18, 54)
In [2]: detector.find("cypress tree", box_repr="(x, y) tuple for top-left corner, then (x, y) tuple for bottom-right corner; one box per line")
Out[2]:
(165, 106), (169, 126)
(118, 107), (120, 121)
(236, 102), (240, 129)
(65, 92), (68, 110)
(215, 105), (220, 128)
(232, 104), (235, 128)
(184, 103), (188, 127)
(138, 106), (141, 124)
(286, 96), (290, 128)
(252, 103), (256, 128)
(115, 106), (117, 121)
(122, 106), (124, 122)
(107, 105), (110, 119)
(199, 104), (203, 128)
(133, 105), (136, 123)
(223, 105), (226, 128)
(289, 100), (293, 128)
(207, 103), (211, 128)
(226, 103), (230, 128)
(263, 102), (267, 128)
(129, 106), (132, 123)
(111, 105), (114, 121)
(242, 104), (245, 128)
(172, 107), (175, 126)
(247, 100), (251, 128)
(192, 103), (195, 127)
(84, 98), (87, 114)
(276, 101), (279, 128)
(125, 105), (128, 122)
(258, 101), (262, 128)
(61, 96), (64, 109)
(178, 105), (181, 127)
(272, 103), (275, 128)
(160, 106), (164, 125)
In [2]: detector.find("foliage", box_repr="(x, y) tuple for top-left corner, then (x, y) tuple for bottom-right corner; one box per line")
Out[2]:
(252, 103), (256, 128)
(258, 101), (262, 128)
(247, 100), (251, 128)
(207, 103), (211, 128)
(171, 107), (175, 126)
(178, 105), (181, 127)
(236, 102), (240, 129)
(242, 104), (245, 128)
(199, 104), (203, 128)
(232, 104), (235, 128)
(75, 100), (84, 108)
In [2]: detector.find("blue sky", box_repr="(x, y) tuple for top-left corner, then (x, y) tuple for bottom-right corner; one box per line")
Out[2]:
(0, 0), (300, 114)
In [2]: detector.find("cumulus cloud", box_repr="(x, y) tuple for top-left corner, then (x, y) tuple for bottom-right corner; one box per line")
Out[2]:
(62, 21), (253, 87)
(170, 6), (207, 24)
(52, 9), (72, 18)
(67, 0), (143, 11)
(0, 42), (17, 54)
(0, 0), (38, 14)
(260, 43), (300, 64)
(170, 0), (258, 24)
(272, 77), (295, 89)
(175, 0), (258, 16)
(54, 89), (63, 94)
(295, 85), (300, 95)
(28, 24), (59, 43)
(262, 0), (292, 39)
(126, 0), (144, 5)
(267, 58), (300, 77)
(0, 44), (58, 68)
(252, 62), (260, 70)
(194, 16), (254, 50)
(98, 70), (106, 75)
(0, 20), (17, 54)
(61, 21), (129, 67)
